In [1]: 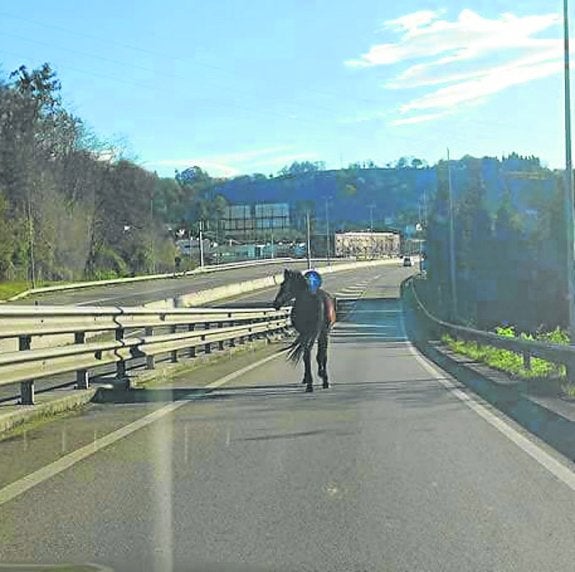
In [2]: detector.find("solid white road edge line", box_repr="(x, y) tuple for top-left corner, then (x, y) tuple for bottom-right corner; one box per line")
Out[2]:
(398, 307), (575, 492)
(0, 349), (288, 507)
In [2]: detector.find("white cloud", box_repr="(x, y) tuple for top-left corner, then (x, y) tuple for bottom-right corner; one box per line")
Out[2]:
(249, 152), (319, 168)
(148, 146), (316, 177)
(338, 110), (390, 124)
(401, 59), (562, 113)
(149, 159), (240, 177)
(346, 10), (560, 69)
(206, 146), (291, 163)
(383, 10), (443, 34)
(345, 9), (562, 124)
(386, 43), (560, 89)
(391, 111), (452, 126)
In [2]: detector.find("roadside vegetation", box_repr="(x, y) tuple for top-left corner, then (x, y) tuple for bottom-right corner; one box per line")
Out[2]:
(0, 63), (228, 285)
(441, 325), (575, 396)
(423, 155), (567, 333)
(0, 62), (438, 289)
(0, 280), (63, 300)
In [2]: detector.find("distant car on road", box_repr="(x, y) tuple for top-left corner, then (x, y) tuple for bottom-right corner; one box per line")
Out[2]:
(403, 256), (413, 267)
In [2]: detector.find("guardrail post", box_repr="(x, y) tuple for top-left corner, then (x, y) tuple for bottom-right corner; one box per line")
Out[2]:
(74, 332), (89, 389)
(264, 322), (272, 343)
(257, 318), (266, 339)
(522, 351), (532, 371)
(218, 322), (225, 350)
(115, 327), (128, 387)
(18, 336), (34, 405)
(204, 323), (212, 354)
(229, 321), (236, 348)
(188, 324), (196, 358)
(145, 327), (155, 370)
(170, 325), (179, 362)
(237, 321), (246, 345)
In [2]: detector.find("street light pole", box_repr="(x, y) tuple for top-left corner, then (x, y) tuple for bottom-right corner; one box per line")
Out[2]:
(189, 228), (193, 267)
(26, 195), (36, 288)
(564, 0), (575, 346)
(447, 148), (458, 321)
(199, 220), (205, 268)
(150, 198), (155, 274)
(306, 210), (312, 270)
(325, 197), (331, 264)
(368, 204), (376, 259)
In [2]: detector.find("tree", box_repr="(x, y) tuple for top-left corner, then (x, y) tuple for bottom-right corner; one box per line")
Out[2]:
(277, 161), (325, 177)
(0, 63), (186, 281)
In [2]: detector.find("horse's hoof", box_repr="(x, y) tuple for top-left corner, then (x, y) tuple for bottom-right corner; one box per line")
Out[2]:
(322, 382), (330, 389)
(305, 385), (314, 393)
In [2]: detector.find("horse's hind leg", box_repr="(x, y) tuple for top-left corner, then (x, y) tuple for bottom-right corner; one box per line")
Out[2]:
(303, 347), (314, 392)
(317, 331), (329, 389)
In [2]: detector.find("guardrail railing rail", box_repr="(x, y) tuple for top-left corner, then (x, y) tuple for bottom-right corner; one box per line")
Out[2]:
(0, 305), (291, 405)
(403, 276), (575, 382)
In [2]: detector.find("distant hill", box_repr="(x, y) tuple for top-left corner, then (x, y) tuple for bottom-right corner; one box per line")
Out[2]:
(198, 154), (556, 236)
(213, 167), (437, 230)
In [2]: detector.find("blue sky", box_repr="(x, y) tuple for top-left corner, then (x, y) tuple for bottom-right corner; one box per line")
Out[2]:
(0, 0), (568, 177)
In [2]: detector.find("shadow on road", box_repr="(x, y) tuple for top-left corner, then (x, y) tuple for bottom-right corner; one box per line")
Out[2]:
(93, 377), (462, 418)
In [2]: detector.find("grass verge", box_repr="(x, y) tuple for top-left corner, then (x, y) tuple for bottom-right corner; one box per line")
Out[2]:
(0, 281), (36, 300)
(441, 333), (575, 401)
(0, 280), (71, 301)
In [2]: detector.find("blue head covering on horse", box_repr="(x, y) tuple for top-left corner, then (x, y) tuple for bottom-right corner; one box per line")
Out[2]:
(304, 270), (322, 294)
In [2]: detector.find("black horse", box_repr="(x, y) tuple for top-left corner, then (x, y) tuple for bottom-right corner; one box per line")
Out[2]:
(273, 269), (336, 392)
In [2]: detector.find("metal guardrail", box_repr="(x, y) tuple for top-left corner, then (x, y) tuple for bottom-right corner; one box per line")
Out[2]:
(0, 258), (398, 406)
(0, 305), (291, 405)
(403, 276), (575, 379)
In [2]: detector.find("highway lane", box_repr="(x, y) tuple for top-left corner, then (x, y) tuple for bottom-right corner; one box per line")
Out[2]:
(0, 264), (396, 403)
(22, 260), (349, 307)
(2, 268), (575, 570)
(210, 263), (396, 308)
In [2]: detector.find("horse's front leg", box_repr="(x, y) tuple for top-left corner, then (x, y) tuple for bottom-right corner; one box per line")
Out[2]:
(303, 346), (313, 392)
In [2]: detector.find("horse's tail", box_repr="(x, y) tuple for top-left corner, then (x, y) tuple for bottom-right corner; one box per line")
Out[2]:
(287, 329), (319, 364)
(287, 291), (327, 363)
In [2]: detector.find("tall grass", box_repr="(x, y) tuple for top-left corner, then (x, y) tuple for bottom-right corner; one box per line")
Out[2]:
(442, 325), (568, 380)
(0, 280), (68, 301)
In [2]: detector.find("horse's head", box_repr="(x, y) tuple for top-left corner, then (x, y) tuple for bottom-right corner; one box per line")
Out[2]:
(273, 269), (307, 310)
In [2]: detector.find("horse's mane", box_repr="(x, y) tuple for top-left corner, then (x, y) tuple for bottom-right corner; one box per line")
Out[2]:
(288, 270), (307, 288)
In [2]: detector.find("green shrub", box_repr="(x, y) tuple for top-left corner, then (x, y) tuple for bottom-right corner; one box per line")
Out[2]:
(443, 323), (568, 380)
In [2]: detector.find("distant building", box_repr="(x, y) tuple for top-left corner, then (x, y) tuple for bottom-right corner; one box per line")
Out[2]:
(335, 231), (400, 259)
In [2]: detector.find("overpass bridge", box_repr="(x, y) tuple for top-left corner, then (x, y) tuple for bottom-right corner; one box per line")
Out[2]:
(0, 266), (575, 570)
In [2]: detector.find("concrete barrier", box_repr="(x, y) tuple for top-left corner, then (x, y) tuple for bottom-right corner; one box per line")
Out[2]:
(3, 257), (333, 303)
(166, 258), (399, 308)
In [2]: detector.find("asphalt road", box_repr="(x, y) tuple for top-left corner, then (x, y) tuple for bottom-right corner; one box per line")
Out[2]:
(2, 267), (575, 571)
(23, 260), (348, 307)
(0, 263), (395, 403)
